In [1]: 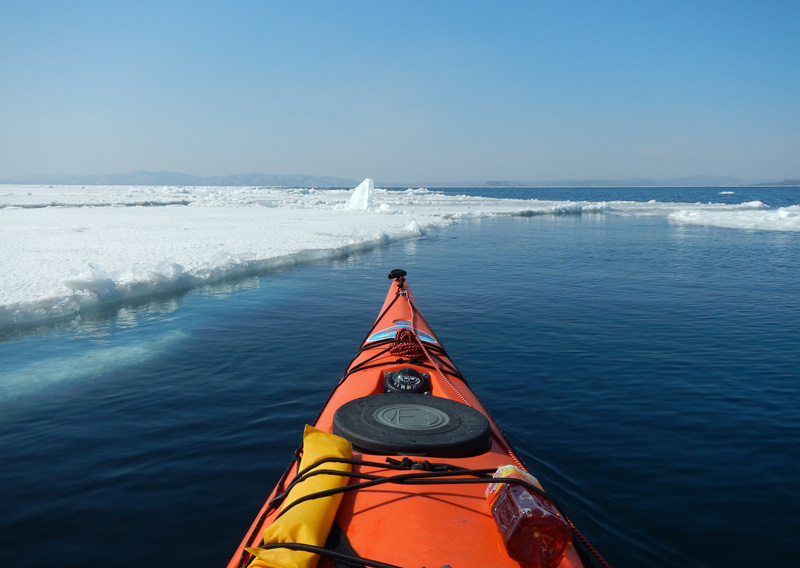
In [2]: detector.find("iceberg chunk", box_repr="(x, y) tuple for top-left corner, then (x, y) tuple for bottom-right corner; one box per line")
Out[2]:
(346, 178), (375, 210)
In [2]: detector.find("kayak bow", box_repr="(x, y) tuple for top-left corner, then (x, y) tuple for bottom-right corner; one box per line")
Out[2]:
(227, 270), (609, 568)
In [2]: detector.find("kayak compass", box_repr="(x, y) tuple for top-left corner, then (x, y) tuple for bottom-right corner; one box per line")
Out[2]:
(384, 367), (431, 394)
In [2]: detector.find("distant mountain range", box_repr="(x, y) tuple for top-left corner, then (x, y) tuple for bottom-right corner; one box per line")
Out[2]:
(1, 170), (796, 188)
(482, 175), (798, 188)
(0, 170), (359, 188)
(747, 179), (800, 187)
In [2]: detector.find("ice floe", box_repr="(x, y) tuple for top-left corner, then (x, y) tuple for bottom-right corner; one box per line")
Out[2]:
(1, 179), (798, 328)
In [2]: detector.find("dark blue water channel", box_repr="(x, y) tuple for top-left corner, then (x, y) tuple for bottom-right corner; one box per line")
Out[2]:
(2, 204), (799, 567)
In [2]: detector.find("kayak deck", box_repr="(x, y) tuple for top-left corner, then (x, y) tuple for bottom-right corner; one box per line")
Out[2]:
(227, 270), (608, 568)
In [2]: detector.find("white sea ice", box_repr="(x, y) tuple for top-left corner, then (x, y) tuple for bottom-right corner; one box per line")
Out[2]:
(345, 178), (375, 210)
(668, 204), (800, 232)
(1, 179), (798, 329)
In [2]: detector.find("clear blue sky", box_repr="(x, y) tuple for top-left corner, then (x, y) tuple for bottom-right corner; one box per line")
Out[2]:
(1, 1), (798, 184)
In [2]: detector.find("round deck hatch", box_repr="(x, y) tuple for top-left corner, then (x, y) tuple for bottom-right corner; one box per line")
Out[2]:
(332, 393), (491, 457)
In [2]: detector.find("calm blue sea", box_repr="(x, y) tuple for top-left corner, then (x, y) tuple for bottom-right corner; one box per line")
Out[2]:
(1, 187), (799, 568)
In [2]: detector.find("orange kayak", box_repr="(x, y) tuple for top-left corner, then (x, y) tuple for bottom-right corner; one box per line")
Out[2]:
(227, 270), (610, 568)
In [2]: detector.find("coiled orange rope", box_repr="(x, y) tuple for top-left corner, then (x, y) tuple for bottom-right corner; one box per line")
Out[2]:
(389, 327), (426, 359)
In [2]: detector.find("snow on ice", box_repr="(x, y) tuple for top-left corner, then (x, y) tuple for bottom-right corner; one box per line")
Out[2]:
(1, 180), (798, 328)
